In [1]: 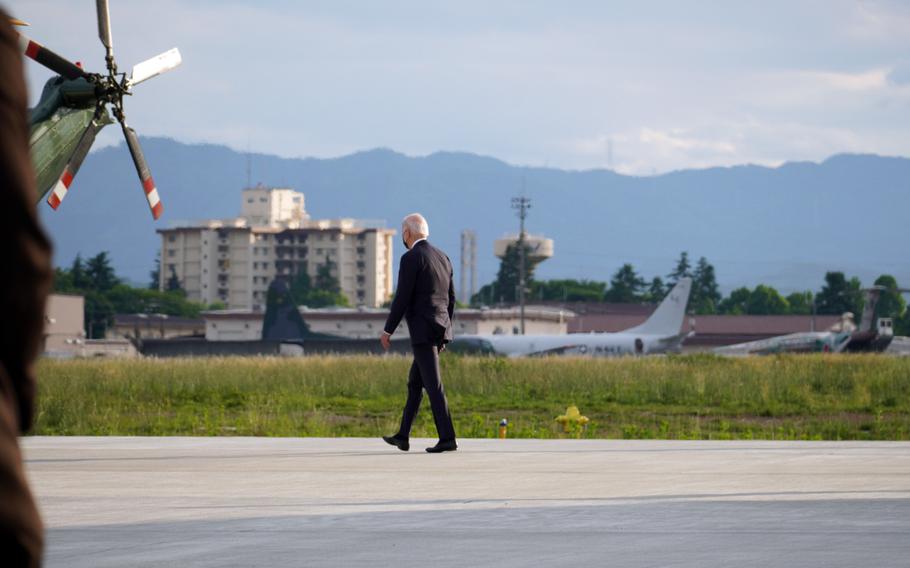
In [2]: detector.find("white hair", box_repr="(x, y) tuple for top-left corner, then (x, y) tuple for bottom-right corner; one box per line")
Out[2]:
(401, 213), (429, 238)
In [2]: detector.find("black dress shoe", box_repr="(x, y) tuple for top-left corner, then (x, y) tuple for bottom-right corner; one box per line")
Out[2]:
(425, 440), (457, 453)
(383, 435), (409, 451)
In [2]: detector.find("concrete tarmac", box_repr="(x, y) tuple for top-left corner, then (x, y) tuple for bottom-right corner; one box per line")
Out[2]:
(22, 437), (910, 567)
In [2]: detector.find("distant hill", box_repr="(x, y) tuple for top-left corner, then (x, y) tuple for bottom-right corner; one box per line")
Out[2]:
(39, 138), (910, 293)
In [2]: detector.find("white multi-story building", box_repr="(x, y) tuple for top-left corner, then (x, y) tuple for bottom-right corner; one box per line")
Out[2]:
(158, 187), (395, 310)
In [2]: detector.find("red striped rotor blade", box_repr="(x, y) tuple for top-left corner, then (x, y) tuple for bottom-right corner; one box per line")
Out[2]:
(121, 124), (163, 220)
(46, 120), (100, 210)
(15, 31), (87, 80)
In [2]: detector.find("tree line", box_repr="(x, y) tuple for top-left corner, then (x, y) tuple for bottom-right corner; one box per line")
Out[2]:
(472, 245), (910, 333)
(52, 252), (223, 338)
(52, 251), (351, 338)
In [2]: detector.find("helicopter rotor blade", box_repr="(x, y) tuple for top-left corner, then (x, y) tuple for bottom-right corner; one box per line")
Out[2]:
(129, 48), (182, 87)
(96, 0), (113, 55)
(46, 120), (102, 210)
(120, 122), (163, 220)
(15, 32), (86, 80)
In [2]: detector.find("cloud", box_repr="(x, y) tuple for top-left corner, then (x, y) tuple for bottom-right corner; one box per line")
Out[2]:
(638, 128), (736, 155)
(569, 120), (871, 175)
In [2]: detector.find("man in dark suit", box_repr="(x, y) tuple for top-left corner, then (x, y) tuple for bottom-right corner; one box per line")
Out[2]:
(0, 11), (52, 567)
(381, 213), (457, 453)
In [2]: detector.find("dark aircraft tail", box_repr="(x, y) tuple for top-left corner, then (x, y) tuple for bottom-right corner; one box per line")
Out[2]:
(261, 278), (337, 341)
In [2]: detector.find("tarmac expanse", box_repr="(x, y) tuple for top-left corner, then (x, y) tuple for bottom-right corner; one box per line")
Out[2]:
(22, 437), (910, 567)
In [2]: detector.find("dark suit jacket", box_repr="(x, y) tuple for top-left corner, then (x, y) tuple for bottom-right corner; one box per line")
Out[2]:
(0, 11), (51, 567)
(384, 240), (455, 346)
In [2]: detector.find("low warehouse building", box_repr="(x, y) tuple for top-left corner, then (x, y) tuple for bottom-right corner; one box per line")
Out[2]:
(203, 306), (574, 341)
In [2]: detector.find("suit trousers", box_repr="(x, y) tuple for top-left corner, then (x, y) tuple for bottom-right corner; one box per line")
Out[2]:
(396, 344), (456, 442)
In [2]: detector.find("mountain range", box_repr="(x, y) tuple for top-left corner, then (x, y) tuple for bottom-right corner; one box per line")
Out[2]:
(39, 137), (910, 295)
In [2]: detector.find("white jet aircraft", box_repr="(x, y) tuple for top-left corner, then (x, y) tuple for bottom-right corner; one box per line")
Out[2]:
(452, 278), (693, 357)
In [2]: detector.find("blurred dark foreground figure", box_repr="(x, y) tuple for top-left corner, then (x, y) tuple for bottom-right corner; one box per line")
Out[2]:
(0, 9), (53, 567)
(380, 213), (457, 453)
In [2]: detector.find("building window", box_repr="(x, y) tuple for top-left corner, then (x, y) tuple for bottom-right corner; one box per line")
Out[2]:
(168, 235), (176, 243)
(167, 250), (176, 257)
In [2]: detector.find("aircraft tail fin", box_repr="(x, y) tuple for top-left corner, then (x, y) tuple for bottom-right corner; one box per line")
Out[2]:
(261, 278), (311, 341)
(625, 277), (692, 337)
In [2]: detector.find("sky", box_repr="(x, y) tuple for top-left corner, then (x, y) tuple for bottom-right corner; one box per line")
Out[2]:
(9, 0), (910, 174)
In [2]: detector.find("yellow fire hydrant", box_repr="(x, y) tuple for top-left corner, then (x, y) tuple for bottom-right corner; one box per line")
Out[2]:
(498, 418), (508, 439)
(556, 406), (589, 436)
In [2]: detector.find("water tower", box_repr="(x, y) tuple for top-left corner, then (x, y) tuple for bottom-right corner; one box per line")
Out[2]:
(493, 234), (554, 262)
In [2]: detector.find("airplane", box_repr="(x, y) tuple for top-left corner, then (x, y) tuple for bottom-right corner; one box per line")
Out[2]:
(713, 330), (852, 356)
(11, 2), (182, 219)
(450, 278), (693, 357)
(714, 285), (907, 356)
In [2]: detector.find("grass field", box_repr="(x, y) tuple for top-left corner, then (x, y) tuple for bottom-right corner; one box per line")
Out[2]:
(32, 354), (910, 440)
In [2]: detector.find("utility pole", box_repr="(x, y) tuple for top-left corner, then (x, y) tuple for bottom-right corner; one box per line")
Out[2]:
(512, 195), (531, 334)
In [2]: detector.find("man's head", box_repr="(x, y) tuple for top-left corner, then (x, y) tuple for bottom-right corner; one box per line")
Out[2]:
(401, 213), (429, 249)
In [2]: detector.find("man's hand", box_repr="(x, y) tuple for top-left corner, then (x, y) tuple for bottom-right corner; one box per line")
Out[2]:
(380, 331), (392, 351)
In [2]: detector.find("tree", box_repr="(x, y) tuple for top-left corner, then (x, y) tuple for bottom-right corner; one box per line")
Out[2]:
(897, 310), (910, 336)
(719, 287), (751, 315)
(315, 255), (340, 293)
(166, 266), (183, 293)
(746, 284), (790, 315)
(85, 252), (119, 292)
(84, 290), (114, 338)
(786, 291), (814, 315)
(815, 272), (862, 316)
(472, 242), (542, 305)
(290, 257), (349, 307)
(289, 266), (313, 304)
(646, 277), (667, 303)
(604, 264), (646, 303)
(667, 251), (692, 287)
(105, 285), (213, 319)
(690, 257), (721, 314)
(873, 275), (906, 320)
(531, 279), (606, 302)
(53, 267), (75, 293)
(70, 254), (90, 289)
(149, 251), (161, 290)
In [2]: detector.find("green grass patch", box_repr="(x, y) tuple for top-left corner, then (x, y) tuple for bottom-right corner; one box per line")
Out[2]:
(32, 354), (910, 440)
